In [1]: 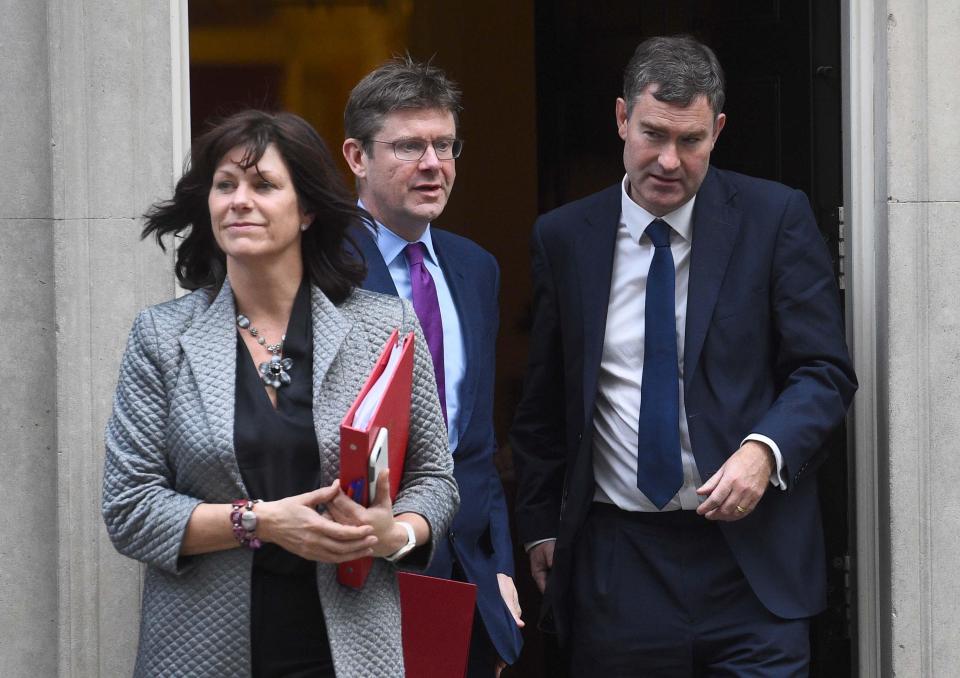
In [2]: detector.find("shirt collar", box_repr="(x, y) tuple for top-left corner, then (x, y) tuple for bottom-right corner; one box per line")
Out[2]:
(359, 200), (439, 267)
(619, 174), (696, 243)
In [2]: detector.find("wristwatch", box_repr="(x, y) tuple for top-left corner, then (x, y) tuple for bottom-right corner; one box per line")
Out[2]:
(383, 520), (417, 563)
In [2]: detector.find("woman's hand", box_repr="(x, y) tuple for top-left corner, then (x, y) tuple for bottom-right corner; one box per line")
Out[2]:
(256, 480), (377, 563)
(327, 469), (409, 558)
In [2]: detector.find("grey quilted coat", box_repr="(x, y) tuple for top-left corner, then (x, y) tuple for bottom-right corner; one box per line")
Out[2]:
(101, 279), (459, 677)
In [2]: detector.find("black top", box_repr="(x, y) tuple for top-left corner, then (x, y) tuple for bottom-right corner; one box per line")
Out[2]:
(234, 281), (321, 575)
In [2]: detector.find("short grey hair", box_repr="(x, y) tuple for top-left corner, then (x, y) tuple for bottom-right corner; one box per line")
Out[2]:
(623, 35), (725, 118)
(344, 55), (462, 155)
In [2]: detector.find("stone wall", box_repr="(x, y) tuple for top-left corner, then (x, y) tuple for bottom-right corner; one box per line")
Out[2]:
(0, 1), (179, 675)
(882, 0), (960, 674)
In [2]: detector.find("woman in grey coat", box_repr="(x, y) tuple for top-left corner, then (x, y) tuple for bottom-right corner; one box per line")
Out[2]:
(101, 110), (458, 677)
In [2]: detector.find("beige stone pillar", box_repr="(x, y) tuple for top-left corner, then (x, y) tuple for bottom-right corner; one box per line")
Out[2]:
(1, 1), (184, 675)
(883, 0), (960, 674)
(848, 0), (960, 674)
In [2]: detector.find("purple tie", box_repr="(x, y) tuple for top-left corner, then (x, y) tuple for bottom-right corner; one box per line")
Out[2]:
(403, 242), (447, 423)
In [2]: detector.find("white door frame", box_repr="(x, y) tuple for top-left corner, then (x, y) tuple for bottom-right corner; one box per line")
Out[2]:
(842, 0), (884, 675)
(170, 0), (191, 295)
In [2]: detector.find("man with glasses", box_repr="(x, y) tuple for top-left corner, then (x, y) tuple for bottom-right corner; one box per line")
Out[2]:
(343, 57), (524, 677)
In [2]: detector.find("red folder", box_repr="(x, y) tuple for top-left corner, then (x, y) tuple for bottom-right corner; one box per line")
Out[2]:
(338, 329), (415, 589)
(398, 572), (477, 678)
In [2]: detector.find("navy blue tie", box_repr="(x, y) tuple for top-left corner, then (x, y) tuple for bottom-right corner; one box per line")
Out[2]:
(636, 218), (682, 509)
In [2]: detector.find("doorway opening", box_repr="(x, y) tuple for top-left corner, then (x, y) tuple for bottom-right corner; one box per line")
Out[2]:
(531, 3), (851, 676)
(187, 2), (852, 675)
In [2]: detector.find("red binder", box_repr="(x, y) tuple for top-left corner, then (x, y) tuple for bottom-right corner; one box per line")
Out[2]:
(338, 329), (415, 589)
(398, 572), (477, 678)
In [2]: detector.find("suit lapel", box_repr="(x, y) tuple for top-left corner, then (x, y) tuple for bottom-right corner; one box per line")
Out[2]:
(578, 186), (621, 425)
(311, 285), (353, 424)
(179, 279), (244, 486)
(178, 279), (354, 489)
(434, 235), (477, 446)
(354, 225), (399, 295)
(684, 168), (740, 392)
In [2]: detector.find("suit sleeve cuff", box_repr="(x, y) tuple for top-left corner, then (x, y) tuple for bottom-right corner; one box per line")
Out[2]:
(523, 537), (557, 553)
(743, 434), (787, 489)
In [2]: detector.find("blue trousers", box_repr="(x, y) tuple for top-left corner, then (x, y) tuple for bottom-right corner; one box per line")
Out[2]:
(569, 503), (810, 677)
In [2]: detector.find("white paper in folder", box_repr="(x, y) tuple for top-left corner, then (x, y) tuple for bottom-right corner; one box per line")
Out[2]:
(351, 338), (406, 430)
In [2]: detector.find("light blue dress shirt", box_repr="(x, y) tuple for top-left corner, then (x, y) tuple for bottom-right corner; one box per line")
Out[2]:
(365, 219), (465, 452)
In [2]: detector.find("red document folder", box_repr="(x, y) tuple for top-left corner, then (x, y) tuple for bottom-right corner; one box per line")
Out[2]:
(398, 572), (477, 678)
(338, 329), (415, 589)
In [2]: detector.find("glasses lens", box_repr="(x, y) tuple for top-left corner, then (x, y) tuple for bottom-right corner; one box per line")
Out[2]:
(394, 139), (428, 161)
(386, 138), (462, 161)
(444, 139), (463, 160)
(437, 139), (463, 160)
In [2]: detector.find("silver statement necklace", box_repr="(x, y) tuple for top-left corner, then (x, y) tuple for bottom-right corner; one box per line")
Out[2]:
(236, 314), (293, 389)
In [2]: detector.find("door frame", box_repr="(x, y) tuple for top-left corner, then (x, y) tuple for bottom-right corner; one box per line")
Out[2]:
(842, 0), (883, 675)
(168, 1), (886, 673)
(171, 0), (191, 297)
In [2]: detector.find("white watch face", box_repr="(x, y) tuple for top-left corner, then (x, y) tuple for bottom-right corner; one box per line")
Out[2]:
(241, 510), (257, 532)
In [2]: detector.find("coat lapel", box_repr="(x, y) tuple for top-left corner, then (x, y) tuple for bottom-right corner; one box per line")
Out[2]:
(178, 279), (355, 489)
(311, 285), (353, 388)
(179, 279), (244, 486)
(353, 225), (398, 295)
(310, 285), (353, 450)
(578, 186), (621, 425)
(683, 168), (741, 392)
(434, 239), (477, 446)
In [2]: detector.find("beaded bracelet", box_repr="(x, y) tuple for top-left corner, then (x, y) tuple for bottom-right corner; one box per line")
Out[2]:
(230, 499), (262, 550)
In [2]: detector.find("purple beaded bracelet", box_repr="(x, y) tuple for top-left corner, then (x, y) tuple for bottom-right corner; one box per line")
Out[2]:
(230, 499), (262, 550)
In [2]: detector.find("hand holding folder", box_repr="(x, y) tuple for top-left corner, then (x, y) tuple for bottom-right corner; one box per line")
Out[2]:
(338, 329), (415, 589)
(338, 330), (476, 677)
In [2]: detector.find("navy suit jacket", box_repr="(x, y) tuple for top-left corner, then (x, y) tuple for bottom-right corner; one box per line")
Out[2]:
(355, 226), (524, 663)
(510, 167), (858, 643)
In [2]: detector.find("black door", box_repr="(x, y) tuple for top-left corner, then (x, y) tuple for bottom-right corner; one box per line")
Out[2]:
(517, 2), (850, 676)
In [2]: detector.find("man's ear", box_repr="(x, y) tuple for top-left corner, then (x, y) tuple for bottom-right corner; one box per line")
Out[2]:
(341, 138), (367, 178)
(615, 98), (629, 141)
(711, 113), (727, 147)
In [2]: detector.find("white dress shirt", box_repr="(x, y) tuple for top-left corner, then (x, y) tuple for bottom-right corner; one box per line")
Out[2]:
(592, 176), (785, 513)
(365, 218), (466, 452)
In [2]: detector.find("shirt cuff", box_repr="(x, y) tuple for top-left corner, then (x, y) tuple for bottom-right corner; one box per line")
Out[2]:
(743, 434), (787, 489)
(523, 537), (557, 553)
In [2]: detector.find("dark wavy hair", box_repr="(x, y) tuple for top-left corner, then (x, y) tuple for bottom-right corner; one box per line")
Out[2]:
(142, 110), (370, 303)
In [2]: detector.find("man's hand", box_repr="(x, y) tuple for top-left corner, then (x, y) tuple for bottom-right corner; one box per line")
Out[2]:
(494, 573), (523, 677)
(695, 440), (775, 521)
(528, 540), (556, 594)
(497, 573), (525, 628)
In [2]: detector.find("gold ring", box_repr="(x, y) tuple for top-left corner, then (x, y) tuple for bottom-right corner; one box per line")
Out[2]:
(735, 505), (748, 514)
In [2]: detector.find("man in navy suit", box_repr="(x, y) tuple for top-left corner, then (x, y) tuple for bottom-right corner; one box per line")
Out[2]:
(511, 36), (857, 675)
(342, 57), (524, 676)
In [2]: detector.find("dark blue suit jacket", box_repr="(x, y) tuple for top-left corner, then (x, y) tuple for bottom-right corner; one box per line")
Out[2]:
(355, 226), (524, 664)
(510, 167), (858, 643)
